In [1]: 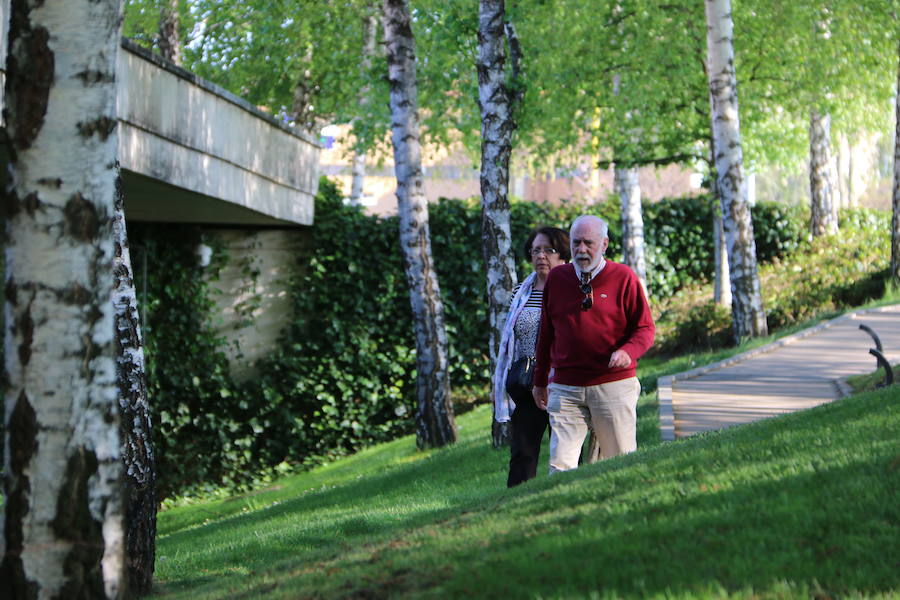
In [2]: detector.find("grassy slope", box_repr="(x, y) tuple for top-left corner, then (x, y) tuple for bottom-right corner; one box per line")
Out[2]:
(152, 384), (900, 599)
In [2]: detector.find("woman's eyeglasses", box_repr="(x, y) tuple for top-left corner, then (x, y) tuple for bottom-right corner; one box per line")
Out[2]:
(530, 247), (558, 257)
(580, 282), (593, 310)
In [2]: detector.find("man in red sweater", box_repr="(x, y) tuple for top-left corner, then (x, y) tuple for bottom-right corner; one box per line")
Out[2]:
(532, 215), (655, 473)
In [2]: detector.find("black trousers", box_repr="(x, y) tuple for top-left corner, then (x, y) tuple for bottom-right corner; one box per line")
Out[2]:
(507, 394), (550, 487)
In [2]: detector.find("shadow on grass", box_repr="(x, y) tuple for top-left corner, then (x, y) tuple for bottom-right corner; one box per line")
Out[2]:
(252, 387), (900, 599)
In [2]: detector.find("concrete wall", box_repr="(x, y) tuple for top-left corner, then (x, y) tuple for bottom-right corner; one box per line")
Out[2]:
(202, 228), (310, 379)
(117, 40), (319, 226)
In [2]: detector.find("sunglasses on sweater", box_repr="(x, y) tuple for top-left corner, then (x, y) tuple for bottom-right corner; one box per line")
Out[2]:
(580, 282), (593, 311)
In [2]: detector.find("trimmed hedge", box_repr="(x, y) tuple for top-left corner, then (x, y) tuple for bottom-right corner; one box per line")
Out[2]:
(134, 179), (885, 498)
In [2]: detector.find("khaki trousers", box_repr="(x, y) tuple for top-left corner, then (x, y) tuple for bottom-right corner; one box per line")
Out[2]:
(547, 377), (640, 473)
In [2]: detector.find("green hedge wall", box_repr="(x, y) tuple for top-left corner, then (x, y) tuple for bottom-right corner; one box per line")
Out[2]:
(131, 179), (849, 498)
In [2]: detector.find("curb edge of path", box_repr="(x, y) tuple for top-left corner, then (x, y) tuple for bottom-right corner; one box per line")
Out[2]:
(656, 303), (899, 442)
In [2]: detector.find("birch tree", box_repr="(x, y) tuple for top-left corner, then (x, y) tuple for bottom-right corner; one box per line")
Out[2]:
(477, 0), (520, 448)
(1, 0), (126, 597)
(809, 109), (838, 236)
(114, 173), (157, 594)
(382, 0), (457, 449)
(892, 39), (900, 287)
(158, 0), (181, 65)
(615, 166), (648, 295)
(705, 0), (767, 342)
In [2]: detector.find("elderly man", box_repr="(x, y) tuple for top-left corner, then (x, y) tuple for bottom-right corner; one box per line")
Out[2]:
(532, 214), (655, 473)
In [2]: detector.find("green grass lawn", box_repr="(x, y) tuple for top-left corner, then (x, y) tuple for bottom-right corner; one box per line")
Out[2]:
(151, 379), (900, 599)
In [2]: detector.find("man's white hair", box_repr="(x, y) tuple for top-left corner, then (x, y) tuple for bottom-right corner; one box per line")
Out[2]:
(570, 214), (609, 241)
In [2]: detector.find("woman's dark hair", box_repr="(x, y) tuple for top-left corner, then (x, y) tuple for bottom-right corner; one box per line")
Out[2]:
(524, 226), (571, 262)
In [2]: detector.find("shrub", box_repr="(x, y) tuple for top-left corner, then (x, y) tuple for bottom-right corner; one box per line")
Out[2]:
(129, 225), (247, 499)
(652, 207), (890, 355)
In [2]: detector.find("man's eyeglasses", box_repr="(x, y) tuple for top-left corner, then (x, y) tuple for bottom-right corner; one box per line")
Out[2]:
(580, 282), (593, 311)
(530, 247), (559, 257)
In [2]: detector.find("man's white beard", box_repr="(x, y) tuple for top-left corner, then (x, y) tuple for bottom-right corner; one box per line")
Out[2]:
(575, 252), (603, 272)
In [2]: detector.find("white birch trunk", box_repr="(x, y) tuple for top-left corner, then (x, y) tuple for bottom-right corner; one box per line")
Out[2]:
(809, 110), (838, 237)
(158, 0), (181, 66)
(615, 166), (649, 297)
(350, 4), (378, 205)
(477, 0), (519, 448)
(1, 1), (126, 598)
(705, 0), (767, 342)
(113, 173), (157, 594)
(291, 44), (316, 133)
(713, 206), (732, 306)
(349, 151), (366, 204)
(707, 93), (732, 307)
(382, 0), (457, 449)
(892, 40), (900, 286)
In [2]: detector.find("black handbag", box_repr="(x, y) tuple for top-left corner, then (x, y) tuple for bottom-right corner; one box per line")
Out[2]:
(505, 356), (535, 401)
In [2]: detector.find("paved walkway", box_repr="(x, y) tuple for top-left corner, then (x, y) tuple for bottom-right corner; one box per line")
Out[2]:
(657, 304), (900, 441)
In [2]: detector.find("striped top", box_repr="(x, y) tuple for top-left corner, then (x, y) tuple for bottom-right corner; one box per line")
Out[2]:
(511, 284), (544, 361)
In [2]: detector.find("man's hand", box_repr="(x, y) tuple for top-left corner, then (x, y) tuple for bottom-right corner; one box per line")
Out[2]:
(532, 385), (548, 411)
(609, 349), (632, 369)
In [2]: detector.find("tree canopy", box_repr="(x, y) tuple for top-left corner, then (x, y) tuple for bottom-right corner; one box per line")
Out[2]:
(123, 0), (898, 178)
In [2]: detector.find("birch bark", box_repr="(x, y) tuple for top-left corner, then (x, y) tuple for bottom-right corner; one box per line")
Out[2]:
(708, 132), (731, 307)
(114, 173), (157, 595)
(291, 44), (316, 133)
(704, 0), (767, 342)
(712, 206), (732, 306)
(382, 0), (457, 449)
(477, 0), (519, 448)
(158, 0), (181, 65)
(1, 0), (126, 598)
(809, 110), (838, 237)
(615, 166), (648, 297)
(892, 39), (900, 286)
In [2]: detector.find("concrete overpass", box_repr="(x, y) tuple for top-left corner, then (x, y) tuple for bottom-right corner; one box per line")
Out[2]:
(0, 10), (322, 375)
(116, 39), (319, 227)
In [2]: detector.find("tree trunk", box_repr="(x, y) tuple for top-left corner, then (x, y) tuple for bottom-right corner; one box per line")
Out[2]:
(349, 150), (367, 204)
(713, 206), (732, 306)
(382, 0), (457, 449)
(158, 0), (181, 66)
(706, 91), (732, 307)
(1, 1), (126, 598)
(615, 166), (649, 297)
(704, 0), (767, 342)
(477, 0), (519, 448)
(114, 172), (157, 595)
(809, 109), (838, 237)
(350, 3), (378, 205)
(892, 39), (900, 287)
(291, 44), (316, 132)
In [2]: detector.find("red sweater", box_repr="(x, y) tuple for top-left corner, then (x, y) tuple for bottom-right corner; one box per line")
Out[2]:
(534, 262), (655, 387)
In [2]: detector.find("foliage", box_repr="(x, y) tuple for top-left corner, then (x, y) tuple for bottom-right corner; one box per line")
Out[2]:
(128, 225), (248, 500)
(762, 210), (889, 330)
(735, 0), (897, 169)
(652, 208), (890, 355)
(152, 381), (900, 599)
(244, 178), (418, 466)
(123, 0), (199, 56)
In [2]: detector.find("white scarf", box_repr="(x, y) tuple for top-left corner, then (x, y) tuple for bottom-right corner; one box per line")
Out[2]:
(492, 272), (537, 423)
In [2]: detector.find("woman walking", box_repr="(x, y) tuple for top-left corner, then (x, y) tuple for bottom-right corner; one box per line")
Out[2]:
(493, 226), (570, 487)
